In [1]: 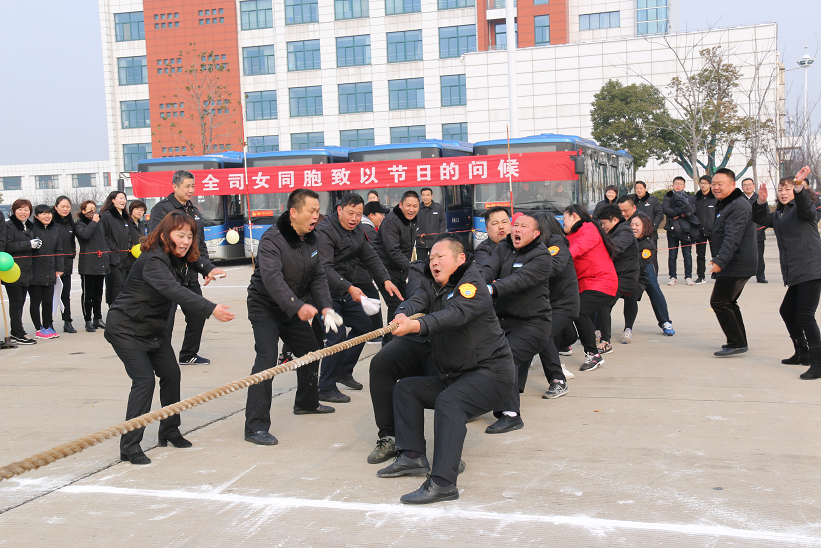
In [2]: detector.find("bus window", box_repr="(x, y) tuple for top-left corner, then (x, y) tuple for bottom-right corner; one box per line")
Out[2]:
(350, 187), (442, 208)
(226, 194), (243, 220)
(195, 195), (225, 224)
(474, 181), (575, 214)
(445, 185), (471, 209)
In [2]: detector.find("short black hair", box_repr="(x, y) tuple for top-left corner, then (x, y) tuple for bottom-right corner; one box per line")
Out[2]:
(367, 190), (379, 198)
(129, 200), (148, 215)
(714, 168), (736, 181)
(605, 185), (618, 194)
(617, 194), (635, 207)
(742, 177), (754, 184)
(172, 170), (195, 187)
(700, 174), (712, 183)
(287, 188), (320, 211)
(34, 204), (54, 216)
(420, 187), (432, 194)
(596, 204), (625, 222)
(338, 193), (364, 209)
(673, 176), (686, 184)
(634, 181), (647, 189)
(401, 190), (420, 203)
(432, 233), (464, 256)
(483, 206), (510, 223)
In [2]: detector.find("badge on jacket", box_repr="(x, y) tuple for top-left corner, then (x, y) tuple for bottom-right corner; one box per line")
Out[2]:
(459, 283), (477, 298)
(548, 246), (559, 256)
(642, 249), (652, 259)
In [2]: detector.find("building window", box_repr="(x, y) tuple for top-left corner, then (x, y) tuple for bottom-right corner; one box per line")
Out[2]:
(637, 0), (668, 35)
(117, 56), (148, 85)
(579, 11), (620, 31)
(335, 0), (369, 19)
(0, 176), (22, 191)
(292, 132), (324, 150)
(439, 25), (476, 58)
(387, 30), (423, 62)
(35, 175), (59, 190)
(246, 91), (278, 120)
(438, 0), (473, 9)
(123, 143), (152, 172)
(71, 174), (97, 188)
(442, 122), (468, 141)
(391, 125), (426, 143)
(243, 45), (276, 75)
(114, 12), (145, 41)
(340, 129), (375, 147)
(240, 0), (273, 30)
(440, 74), (466, 107)
(288, 40), (321, 71)
(534, 0), (548, 4)
(389, 78), (424, 110)
(121, 100), (151, 129)
(338, 82), (373, 114)
(386, 0), (420, 15)
(285, 0), (319, 24)
(535, 15), (550, 45)
(336, 35), (371, 67)
(289, 86), (323, 117)
(248, 135), (280, 152)
(494, 22), (517, 49)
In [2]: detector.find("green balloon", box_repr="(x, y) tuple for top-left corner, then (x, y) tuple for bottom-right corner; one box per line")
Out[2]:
(0, 252), (13, 272)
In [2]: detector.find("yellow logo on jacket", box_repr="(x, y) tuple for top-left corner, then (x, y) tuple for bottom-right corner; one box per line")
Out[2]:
(548, 246), (560, 256)
(459, 283), (477, 298)
(642, 249), (652, 259)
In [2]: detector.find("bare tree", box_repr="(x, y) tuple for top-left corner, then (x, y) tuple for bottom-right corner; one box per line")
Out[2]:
(767, 97), (821, 191)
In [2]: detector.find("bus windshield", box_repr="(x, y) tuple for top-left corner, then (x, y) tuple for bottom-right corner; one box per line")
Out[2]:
(474, 180), (576, 214)
(351, 186), (443, 208)
(246, 191), (333, 224)
(194, 195), (225, 223)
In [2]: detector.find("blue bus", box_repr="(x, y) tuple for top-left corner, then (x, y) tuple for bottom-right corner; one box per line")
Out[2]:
(136, 153), (246, 260)
(471, 133), (634, 244)
(243, 147), (349, 258)
(347, 139), (475, 248)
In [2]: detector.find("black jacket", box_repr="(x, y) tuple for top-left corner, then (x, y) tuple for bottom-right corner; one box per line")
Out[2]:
(75, 214), (110, 276)
(315, 213), (390, 301)
(606, 219), (640, 295)
(593, 197), (617, 217)
(374, 204), (418, 274)
(352, 218), (379, 286)
(416, 201), (447, 249)
(635, 193), (664, 238)
(247, 212), (332, 319)
(149, 194), (215, 284)
(396, 260), (515, 384)
(480, 235), (552, 323)
(752, 189), (821, 287)
(545, 233), (579, 319)
(711, 188), (757, 278)
(105, 247), (216, 351)
(474, 238), (498, 266)
(99, 207), (131, 267)
(636, 238), (655, 291)
(53, 213), (76, 275)
(746, 193), (767, 242)
(0, 211), (5, 252)
(29, 220), (64, 286)
(126, 218), (148, 270)
(4, 217), (35, 286)
(663, 190), (700, 243)
(691, 190), (717, 238)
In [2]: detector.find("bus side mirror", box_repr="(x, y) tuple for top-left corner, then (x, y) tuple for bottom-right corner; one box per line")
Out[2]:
(573, 156), (585, 175)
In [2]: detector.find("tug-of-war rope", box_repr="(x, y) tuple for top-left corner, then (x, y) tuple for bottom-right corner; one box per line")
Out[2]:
(0, 313), (423, 482)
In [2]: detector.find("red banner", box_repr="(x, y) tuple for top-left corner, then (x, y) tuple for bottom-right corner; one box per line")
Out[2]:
(130, 151), (577, 198)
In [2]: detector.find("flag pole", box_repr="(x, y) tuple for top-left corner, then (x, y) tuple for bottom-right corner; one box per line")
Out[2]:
(239, 101), (254, 269)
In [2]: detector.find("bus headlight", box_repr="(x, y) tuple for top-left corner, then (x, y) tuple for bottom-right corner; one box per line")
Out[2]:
(474, 231), (488, 241)
(244, 238), (259, 247)
(205, 238), (225, 247)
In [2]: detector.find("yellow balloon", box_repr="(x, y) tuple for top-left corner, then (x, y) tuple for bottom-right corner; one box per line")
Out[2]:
(131, 244), (141, 258)
(226, 229), (240, 245)
(0, 263), (20, 284)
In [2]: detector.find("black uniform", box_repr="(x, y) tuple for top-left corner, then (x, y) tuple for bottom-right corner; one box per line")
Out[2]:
(352, 218), (383, 332)
(4, 217), (36, 339)
(636, 192), (664, 270)
(473, 238), (498, 266)
(692, 190), (717, 280)
(314, 212), (390, 392)
(245, 212), (333, 433)
(29, 220), (64, 332)
(415, 200), (447, 261)
(75, 214), (109, 323)
(392, 260), (515, 485)
(149, 194), (216, 362)
(105, 246), (216, 456)
(373, 204), (418, 337)
(593, 197), (617, 217)
(746, 192), (767, 282)
(100, 207), (131, 305)
(125, 217), (148, 276)
(53, 212), (76, 324)
(480, 235), (553, 416)
(663, 190), (698, 280)
(598, 219), (640, 343)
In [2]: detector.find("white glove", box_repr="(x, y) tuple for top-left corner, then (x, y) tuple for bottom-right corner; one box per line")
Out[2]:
(323, 310), (344, 333)
(360, 297), (381, 316)
(30, 238), (42, 249)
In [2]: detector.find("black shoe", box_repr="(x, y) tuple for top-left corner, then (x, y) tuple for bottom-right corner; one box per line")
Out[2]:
(800, 343), (821, 379)
(93, 318), (105, 329)
(758, 278), (768, 283)
(714, 347), (748, 357)
(580, 352), (604, 371)
(543, 380), (568, 399)
(485, 414), (524, 434)
(85, 321), (96, 332)
(782, 338), (811, 365)
(120, 450), (151, 465)
(377, 452), (430, 478)
(158, 435), (193, 448)
(400, 475), (459, 504)
(180, 355), (210, 365)
(293, 404), (335, 415)
(63, 321), (77, 334)
(695, 277), (706, 284)
(245, 431), (278, 445)
(318, 389), (351, 403)
(337, 374), (363, 390)
(11, 334), (36, 345)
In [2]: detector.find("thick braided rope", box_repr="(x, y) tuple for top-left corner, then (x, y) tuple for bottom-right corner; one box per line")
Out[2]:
(0, 313), (423, 482)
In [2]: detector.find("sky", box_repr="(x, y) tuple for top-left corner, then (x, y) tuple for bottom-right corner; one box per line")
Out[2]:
(0, 0), (819, 165)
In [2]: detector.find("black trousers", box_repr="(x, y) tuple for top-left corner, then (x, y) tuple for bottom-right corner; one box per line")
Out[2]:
(318, 295), (373, 391)
(28, 284), (55, 330)
(166, 283), (207, 361)
(710, 277), (750, 348)
(81, 274), (104, 321)
(114, 339), (182, 454)
(380, 269), (406, 346)
(597, 295), (621, 343)
(495, 319), (551, 415)
(571, 290), (615, 354)
(651, 236), (660, 273)
(60, 272), (72, 322)
(245, 309), (322, 433)
(537, 312), (575, 383)
(780, 278), (821, 345)
(4, 283), (28, 338)
(106, 263), (127, 305)
(667, 233), (693, 279)
(757, 240), (766, 281)
(355, 280), (383, 332)
(695, 236), (710, 279)
(394, 371), (513, 484)
(369, 336), (434, 439)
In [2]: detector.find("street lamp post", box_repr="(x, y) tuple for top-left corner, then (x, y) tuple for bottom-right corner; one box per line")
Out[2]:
(797, 46), (815, 169)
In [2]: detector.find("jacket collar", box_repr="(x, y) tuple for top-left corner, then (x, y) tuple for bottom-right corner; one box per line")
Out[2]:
(423, 256), (473, 288)
(568, 220), (585, 234)
(716, 188), (744, 211)
(696, 190), (715, 200)
(33, 218), (53, 230)
(167, 193), (189, 210)
(392, 204), (415, 226)
(329, 212), (359, 236)
(277, 210), (316, 248)
(503, 233), (542, 254)
(55, 212), (74, 225)
(10, 217), (32, 231)
(636, 193), (651, 203)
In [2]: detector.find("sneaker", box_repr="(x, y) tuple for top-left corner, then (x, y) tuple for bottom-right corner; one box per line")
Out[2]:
(277, 351), (294, 365)
(580, 352), (603, 371)
(668, 277), (677, 286)
(662, 322), (675, 336)
(12, 334), (37, 345)
(543, 380), (568, 399)
(685, 278), (695, 286)
(45, 327), (60, 339)
(35, 329), (54, 340)
(561, 363), (575, 380)
(621, 328), (633, 344)
(695, 277), (706, 284)
(595, 330), (601, 344)
(558, 346), (573, 356)
(180, 355), (210, 365)
(367, 437), (397, 464)
(597, 341), (614, 354)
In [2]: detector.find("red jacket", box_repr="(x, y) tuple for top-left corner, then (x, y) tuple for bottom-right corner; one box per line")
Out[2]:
(567, 222), (618, 296)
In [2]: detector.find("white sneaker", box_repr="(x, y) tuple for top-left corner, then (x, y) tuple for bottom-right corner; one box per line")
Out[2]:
(621, 328), (633, 344)
(561, 363), (575, 380)
(685, 278), (695, 286)
(668, 278), (677, 286)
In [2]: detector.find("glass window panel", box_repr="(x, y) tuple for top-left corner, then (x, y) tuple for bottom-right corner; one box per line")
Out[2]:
(340, 129), (375, 147)
(335, 0), (369, 19)
(442, 122), (467, 141)
(248, 135), (280, 152)
(285, 0), (319, 24)
(243, 45), (276, 75)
